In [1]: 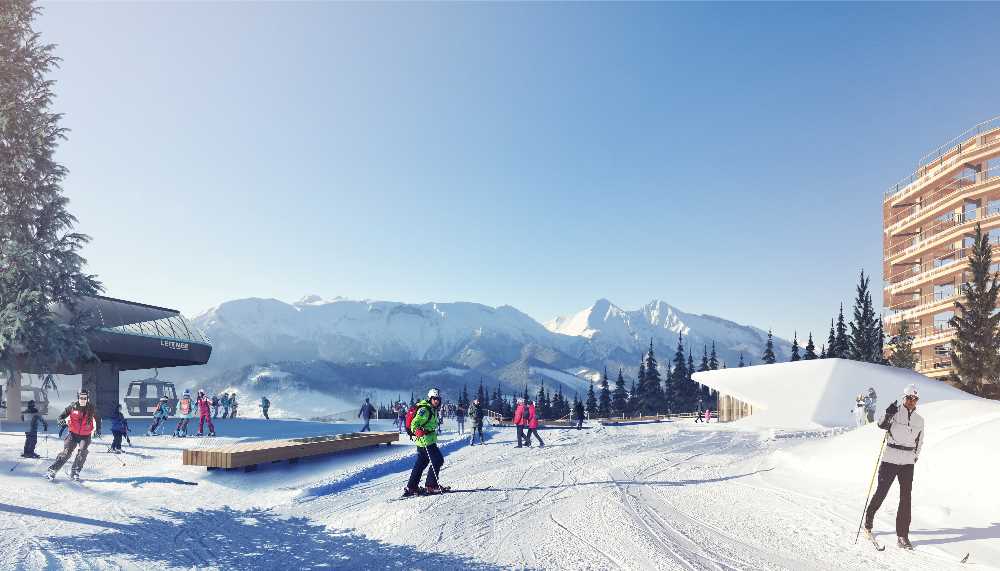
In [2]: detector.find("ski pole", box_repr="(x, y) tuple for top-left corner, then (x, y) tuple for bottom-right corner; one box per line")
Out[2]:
(422, 444), (443, 488)
(854, 430), (888, 544)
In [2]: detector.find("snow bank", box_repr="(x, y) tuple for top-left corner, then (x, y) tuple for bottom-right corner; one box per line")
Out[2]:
(692, 359), (977, 429)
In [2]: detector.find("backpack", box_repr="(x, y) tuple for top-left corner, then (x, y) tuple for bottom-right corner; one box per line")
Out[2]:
(404, 403), (429, 439)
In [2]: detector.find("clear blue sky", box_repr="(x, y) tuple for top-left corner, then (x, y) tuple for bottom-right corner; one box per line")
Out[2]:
(36, 2), (1000, 341)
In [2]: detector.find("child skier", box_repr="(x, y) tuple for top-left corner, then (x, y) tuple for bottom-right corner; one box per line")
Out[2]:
(22, 400), (48, 458)
(47, 390), (101, 481)
(147, 396), (170, 435)
(109, 404), (130, 453)
(196, 390), (216, 436)
(174, 390), (195, 437)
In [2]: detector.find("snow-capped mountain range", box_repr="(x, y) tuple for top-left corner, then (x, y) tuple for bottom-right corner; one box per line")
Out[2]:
(149, 296), (791, 406)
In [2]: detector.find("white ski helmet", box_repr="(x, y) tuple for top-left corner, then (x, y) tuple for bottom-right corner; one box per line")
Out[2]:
(902, 384), (919, 399)
(427, 388), (441, 399)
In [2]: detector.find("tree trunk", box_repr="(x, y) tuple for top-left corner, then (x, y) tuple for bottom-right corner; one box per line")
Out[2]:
(5, 370), (22, 422)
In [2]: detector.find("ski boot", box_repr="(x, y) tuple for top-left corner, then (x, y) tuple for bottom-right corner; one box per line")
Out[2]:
(44, 469), (56, 481)
(897, 537), (913, 550)
(424, 484), (451, 494)
(208, 431), (216, 437)
(70, 472), (81, 483)
(402, 486), (425, 497)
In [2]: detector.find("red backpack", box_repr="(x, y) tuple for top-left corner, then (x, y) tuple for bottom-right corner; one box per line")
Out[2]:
(404, 403), (429, 439)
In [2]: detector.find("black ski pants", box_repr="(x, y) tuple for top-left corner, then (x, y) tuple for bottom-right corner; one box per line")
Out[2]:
(471, 424), (484, 444)
(23, 432), (38, 456)
(516, 424), (527, 447)
(407, 444), (444, 489)
(865, 461), (914, 537)
(111, 431), (125, 450)
(526, 428), (544, 446)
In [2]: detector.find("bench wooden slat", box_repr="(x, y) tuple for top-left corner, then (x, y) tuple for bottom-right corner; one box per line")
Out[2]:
(182, 431), (399, 469)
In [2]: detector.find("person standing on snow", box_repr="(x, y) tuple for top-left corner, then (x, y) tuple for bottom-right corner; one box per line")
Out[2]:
(358, 397), (375, 432)
(393, 402), (405, 433)
(230, 393), (239, 418)
(864, 384), (925, 550)
(525, 400), (545, 447)
(513, 398), (529, 448)
(211, 394), (220, 418)
(260, 396), (271, 420)
(22, 400), (47, 458)
(404, 388), (448, 496)
(853, 394), (867, 427)
(147, 396), (171, 436)
(174, 390), (195, 437)
(220, 393), (231, 418)
(47, 390), (101, 481)
(703, 408), (712, 423)
(573, 398), (585, 430)
(196, 390), (215, 436)
(864, 387), (878, 423)
(109, 404), (130, 453)
(455, 404), (466, 435)
(468, 398), (485, 445)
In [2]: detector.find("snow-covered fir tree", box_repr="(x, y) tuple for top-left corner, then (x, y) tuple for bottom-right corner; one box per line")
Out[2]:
(598, 367), (612, 418)
(738, 352), (745, 367)
(833, 304), (850, 359)
(949, 223), (1000, 394)
(708, 341), (720, 370)
(0, 0), (102, 409)
(761, 330), (776, 364)
(611, 368), (628, 416)
(639, 340), (664, 415)
(803, 332), (818, 360)
(888, 319), (917, 370)
(848, 270), (882, 363)
(824, 322), (835, 359)
(668, 333), (688, 411)
(790, 332), (801, 361)
(585, 380), (598, 417)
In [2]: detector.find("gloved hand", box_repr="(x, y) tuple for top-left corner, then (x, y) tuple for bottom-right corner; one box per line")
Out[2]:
(414, 428), (426, 437)
(885, 400), (899, 417)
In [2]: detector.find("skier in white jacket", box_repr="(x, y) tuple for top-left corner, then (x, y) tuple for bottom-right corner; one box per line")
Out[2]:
(864, 383), (925, 550)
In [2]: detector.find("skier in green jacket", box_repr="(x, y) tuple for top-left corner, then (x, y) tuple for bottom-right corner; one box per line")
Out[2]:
(404, 388), (449, 496)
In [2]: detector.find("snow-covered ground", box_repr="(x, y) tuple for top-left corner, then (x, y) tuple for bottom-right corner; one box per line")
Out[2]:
(0, 399), (995, 570)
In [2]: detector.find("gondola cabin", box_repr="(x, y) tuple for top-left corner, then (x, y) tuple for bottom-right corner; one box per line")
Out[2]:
(124, 379), (178, 416)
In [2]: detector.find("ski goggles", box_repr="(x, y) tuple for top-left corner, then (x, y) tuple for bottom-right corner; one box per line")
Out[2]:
(904, 395), (919, 402)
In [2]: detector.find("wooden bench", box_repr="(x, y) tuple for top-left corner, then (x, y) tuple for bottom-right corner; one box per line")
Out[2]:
(182, 431), (399, 472)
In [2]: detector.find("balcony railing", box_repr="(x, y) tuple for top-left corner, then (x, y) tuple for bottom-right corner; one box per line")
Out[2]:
(885, 203), (1000, 260)
(885, 165), (1000, 229)
(105, 314), (211, 345)
(885, 116), (1000, 200)
(917, 357), (953, 372)
(886, 289), (962, 315)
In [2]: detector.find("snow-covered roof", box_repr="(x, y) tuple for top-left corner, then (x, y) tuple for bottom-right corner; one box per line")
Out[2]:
(692, 358), (977, 429)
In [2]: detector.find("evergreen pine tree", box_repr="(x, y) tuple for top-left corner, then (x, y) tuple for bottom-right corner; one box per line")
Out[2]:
(640, 340), (664, 415)
(551, 385), (567, 419)
(708, 341), (719, 370)
(949, 223), (1000, 394)
(627, 379), (639, 416)
(668, 333), (688, 412)
(477, 379), (486, 404)
(573, 394), (585, 421)
(738, 352), (745, 367)
(585, 380), (598, 417)
(825, 320), (836, 359)
(848, 270), (881, 363)
(611, 368), (628, 416)
(875, 318), (887, 365)
(834, 304), (850, 358)
(537, 383), (550, 419)
(699, 346), (710, 373)
(790, 332), (801, 361)
(803, 332), (818, 360)
(761, 330), (776, 364)
(888, 319), (918, 370)
(460, 384), (469, 408)
(598, 367), (612, 418)
(819, 344), (827, 359)
(0, 1), (103, 416)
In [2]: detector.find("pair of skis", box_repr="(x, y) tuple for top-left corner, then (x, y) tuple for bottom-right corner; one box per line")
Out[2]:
(864, 531), (969, 564)
(391, 485), (494, 502)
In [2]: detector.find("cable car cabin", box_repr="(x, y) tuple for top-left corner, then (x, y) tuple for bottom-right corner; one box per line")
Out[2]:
(124, 379), (178, 416)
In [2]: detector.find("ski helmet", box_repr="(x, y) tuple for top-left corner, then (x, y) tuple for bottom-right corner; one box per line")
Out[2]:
(903, 384), (919, 399)
(427, 388), (441, 399)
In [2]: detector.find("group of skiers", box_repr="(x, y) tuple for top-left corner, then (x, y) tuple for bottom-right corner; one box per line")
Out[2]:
(851, 387), (878, 427)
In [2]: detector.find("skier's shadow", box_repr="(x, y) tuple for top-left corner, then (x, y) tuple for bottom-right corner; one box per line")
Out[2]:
(43, 506), (511, 570)
(909, 522), (1000, 545)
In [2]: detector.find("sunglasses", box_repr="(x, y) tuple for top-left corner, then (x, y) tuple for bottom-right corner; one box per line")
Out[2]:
(78, 396), (89, 401)
(904, 395), (919, 401)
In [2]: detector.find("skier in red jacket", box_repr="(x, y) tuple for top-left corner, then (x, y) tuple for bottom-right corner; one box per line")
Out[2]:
(196, 390), (216, 436)
(46, 390), (101, 482)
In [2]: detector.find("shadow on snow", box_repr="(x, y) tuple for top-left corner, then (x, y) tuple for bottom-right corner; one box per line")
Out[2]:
(44, 506), (507, 570)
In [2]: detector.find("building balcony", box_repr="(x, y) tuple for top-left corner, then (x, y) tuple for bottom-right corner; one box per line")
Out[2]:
(885, 166), (1000, 234)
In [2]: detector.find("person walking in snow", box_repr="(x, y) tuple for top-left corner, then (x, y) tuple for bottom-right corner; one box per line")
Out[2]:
(174, 390), (195, 437)
(260, 396), (271, 420)
(220, 393), (231, 418)
(22, 400), (47, 458)
(468, 398), (485, 445)
(196, 390), (216, 436)
(864, 384), (925, 550)
(703, 409), (712, 423)
(853, 394), (867, 427)
(573, 398), (585, 430)
(230, 393), (239, 418)
(393, 402), (405, 433)
(513, 398), (529, 448)
(47, 390), (101, 481)
(525, 401), (545, 447)
(404, 388), (448, 496)
(455, 404), (466, 434)
(147, 396), (170, 436)
(358, 397), (375, 432)
(211, 394), (220, 418)
(109, 404), (130, 453)
(864, 387), (878, 424)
